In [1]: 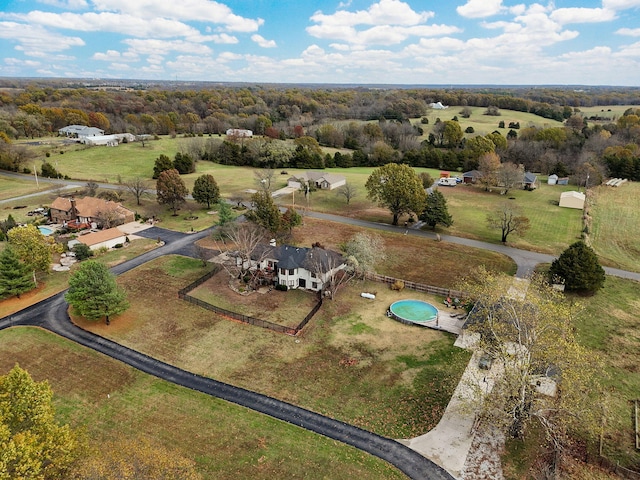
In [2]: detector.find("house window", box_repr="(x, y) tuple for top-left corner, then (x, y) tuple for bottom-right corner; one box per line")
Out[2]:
(268, 261), (273, 268)
(312, 282), (318, 289)
(310, 272), (316, 278)
(289, 269), (295, 275)
(280, 268), (286, 275)
(288, 280), (295, 287)
(280, 279), (286, 285)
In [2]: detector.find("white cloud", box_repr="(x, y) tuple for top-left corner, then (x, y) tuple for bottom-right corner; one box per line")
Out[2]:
(550, 8), (617, 25)
(309, 0), (433, 29)
(0, 21), (84, 54)
(38, 0), (88, 8)
(616, 27), (640, 36)
(108, 62), (130, 70)
(90, 0), (263, 32)
(603, 0), (640, 10)
(457, 0), (504, 19)
(123, 38), (212, 56)
(251, 34), (276, 48)
(92, 49), (122, 61)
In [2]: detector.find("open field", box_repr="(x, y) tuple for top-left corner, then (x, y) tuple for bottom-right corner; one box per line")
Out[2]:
(573, 276), (640, 466)
(0, 327), (405, 480)
(78, 255), (472, 440)
(414, 106), (565, 138)
(588, 182), (640, 273)
(0, 175), (58, 200)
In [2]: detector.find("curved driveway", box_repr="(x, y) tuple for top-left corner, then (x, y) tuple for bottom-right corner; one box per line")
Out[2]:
(0, 226), (453, 480)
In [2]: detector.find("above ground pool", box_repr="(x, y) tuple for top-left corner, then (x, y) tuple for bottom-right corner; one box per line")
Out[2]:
(38, 226), (53, 236)
(389, 299), (439, 326)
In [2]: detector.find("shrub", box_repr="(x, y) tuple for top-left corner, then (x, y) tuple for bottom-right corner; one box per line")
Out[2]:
(391, 280), (405, 291)
(275, 284), (288, 291)
(465, 126), (475, 133)
(113, 243), (123, 248)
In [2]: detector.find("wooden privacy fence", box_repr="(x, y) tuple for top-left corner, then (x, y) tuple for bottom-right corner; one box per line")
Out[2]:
(178, 267), (322, 336)
(365, 272), (466, 299)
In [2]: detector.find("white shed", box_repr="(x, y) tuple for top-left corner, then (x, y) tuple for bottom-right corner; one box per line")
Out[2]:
(559, 191), (585, 210)
(547, 174), (558, 185)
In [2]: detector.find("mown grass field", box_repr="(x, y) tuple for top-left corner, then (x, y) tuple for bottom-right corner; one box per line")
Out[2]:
(588, 182), (640, 272)
(0, 327), (405, 480)
(413, 105), (565, 138)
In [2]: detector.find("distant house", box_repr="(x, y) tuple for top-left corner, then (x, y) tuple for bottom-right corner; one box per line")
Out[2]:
(462, 170), (482, 184)
(226, 128), (253, 138)
(58, 125), (104, 138)
(523, 172), (538, 190)
(78, 227), (127, 251)
(238, 244), (346, 292)
(547, 174), (558, 185)
(80, 133), (135, 146)
(288, 171), (347, 190)
(49, 196), (135, 228)
(558, 191), (585, 210)
(429, 102), (449, 110)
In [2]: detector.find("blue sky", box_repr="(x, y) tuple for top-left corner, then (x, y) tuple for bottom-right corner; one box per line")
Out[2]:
(0, 0), (639, 85)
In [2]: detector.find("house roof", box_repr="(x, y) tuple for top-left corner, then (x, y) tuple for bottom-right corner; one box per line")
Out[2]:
(50, 196), (133, 219)
(59, 125), (104, 136)
(524, 172), (537, 183)
(290, 171), (346, 186)
(254, 244), (344, 271)
(560, 191), (585, 200)
(462, 170), (482, 178)
(78, 227), (125, 246)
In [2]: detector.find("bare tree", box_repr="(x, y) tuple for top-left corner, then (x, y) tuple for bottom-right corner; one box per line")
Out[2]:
(124, 176), (151, 205)
(306, 247), (352, 300)
(254, 168), (275, 193)
(497, 162), (524, 194)
(337, 182), (358, 205)
(342, 232), (386, 279)
(487, 203), (530, 243)
(215, 223), (269, 287)
(85, 180), (99, 197)
(95, 208), (122, 229)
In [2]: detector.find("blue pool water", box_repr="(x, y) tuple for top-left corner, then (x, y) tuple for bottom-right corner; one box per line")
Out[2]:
(389, 299), (439, 326)
(38, 226), (53, 236)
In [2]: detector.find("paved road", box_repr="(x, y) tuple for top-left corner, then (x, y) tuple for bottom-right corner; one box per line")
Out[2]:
(302, 210), (640, 281)
(0, 226), (454, 480)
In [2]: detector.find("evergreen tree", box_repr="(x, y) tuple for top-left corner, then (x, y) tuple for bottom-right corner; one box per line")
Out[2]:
(549, 241), (605, 294)
(216, 199), (234, 227)
(246, 191), (281, 233)
(152, 154), (174, 179)
(0, 246), (34, 298)
(173, 152), (195, 174)
(192, 174), (220, 208)
(420, 190), (453, 230)
(65, 260), (129, 325)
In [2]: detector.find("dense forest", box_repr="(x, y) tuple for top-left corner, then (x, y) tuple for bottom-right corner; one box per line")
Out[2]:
(1, 79), (640, 182)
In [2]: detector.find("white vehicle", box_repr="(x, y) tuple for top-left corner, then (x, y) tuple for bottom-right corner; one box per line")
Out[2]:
(437, 177), (457, 187)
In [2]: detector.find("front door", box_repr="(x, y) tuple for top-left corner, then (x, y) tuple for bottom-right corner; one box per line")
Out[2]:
(298, 278), (306, 288)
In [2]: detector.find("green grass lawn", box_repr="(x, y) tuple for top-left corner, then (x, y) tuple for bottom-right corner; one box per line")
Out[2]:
(588, 182), (640, 273)
(0, 176), (58, 201)
(0, 327), (405, 480)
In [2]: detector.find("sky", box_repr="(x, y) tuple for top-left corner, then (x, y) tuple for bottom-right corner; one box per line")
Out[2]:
(0, 0), (639, 86)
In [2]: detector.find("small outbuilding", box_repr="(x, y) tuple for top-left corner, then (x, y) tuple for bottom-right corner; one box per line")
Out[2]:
(462, 170), (482, 184)
(559, 191), (585, 210)
(547, 174), (558, 185)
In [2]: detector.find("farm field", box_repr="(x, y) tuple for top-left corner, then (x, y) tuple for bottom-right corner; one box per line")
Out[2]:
(79, 255), (472, 441)
(0, 327), (405, 480)
(0, 175), (58, 200)
(588, 182), (640, 273)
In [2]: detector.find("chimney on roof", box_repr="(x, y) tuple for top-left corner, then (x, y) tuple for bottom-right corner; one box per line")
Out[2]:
(270, 238), (276, 247)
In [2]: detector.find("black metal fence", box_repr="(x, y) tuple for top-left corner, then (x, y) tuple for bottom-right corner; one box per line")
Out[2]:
(178, 267), (322, 336)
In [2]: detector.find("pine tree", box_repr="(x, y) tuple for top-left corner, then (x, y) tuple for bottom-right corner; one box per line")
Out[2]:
(0, 246), (34, 298)
(65, 260), (129, 325)
(549, 241), (605, 293)
(420, 190), (453, 230)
